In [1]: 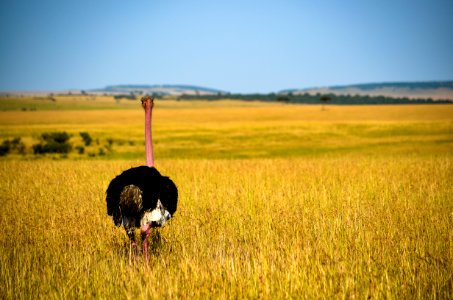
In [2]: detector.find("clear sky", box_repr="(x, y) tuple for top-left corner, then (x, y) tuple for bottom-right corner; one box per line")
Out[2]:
(1, 0), (452, 93)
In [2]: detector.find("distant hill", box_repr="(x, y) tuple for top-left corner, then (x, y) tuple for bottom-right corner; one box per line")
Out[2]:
(91, 84), (226, 96)
(281, 81), (453, 100)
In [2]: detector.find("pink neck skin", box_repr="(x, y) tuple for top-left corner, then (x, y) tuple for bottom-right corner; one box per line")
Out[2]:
(144, 100), (154, 167)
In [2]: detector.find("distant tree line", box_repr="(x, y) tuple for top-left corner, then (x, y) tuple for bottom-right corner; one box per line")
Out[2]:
(113, 92), (164, 100)
(178, 93), (453, 104)
(113, 93), (137, 100)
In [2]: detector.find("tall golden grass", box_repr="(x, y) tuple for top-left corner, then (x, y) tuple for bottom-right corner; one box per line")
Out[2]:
(0, 158), (451, 298)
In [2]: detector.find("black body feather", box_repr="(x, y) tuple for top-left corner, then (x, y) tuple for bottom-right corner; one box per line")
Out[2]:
(106, 166), (178, 228)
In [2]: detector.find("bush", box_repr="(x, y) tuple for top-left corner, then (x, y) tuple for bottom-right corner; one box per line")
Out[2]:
(0, 140), (10, 156)
(0, 137), (26, 156)
(33, 132), (72, 154)
(79, 132), (92, 146)
(104, 138), (114, 152)
(75, 146), (85, 154)
(11, 137), (25, 154)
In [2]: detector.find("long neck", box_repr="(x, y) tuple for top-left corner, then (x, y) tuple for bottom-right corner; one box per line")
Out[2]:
(145, 103), (154, 167)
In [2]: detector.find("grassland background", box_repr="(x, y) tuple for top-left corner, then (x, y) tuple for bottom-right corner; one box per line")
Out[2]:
(1, 96), (452, 160)
(0, 97), (452, 298)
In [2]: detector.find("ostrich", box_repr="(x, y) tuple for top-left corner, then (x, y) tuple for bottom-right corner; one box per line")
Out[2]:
(106, 96), (178, 264)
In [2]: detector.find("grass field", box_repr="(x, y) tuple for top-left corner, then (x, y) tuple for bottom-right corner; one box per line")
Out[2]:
(1, 97), (452, 159)
(0, 97), (452, 298)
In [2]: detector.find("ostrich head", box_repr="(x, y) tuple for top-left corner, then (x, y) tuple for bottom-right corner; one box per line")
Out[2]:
(141, 95), (154, 110)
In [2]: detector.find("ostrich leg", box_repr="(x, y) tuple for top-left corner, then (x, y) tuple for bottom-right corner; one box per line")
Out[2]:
(141, 226), (151, 264)
(129, 241), (133, 265)
(129, 239), (137, 266)
(129, 241), (132, 265)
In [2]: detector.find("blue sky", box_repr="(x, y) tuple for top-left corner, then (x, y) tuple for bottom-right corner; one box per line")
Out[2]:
(1, 0), (452, 93)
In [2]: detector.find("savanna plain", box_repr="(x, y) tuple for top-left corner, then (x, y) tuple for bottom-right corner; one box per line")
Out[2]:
(0, 96), (452, 299)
